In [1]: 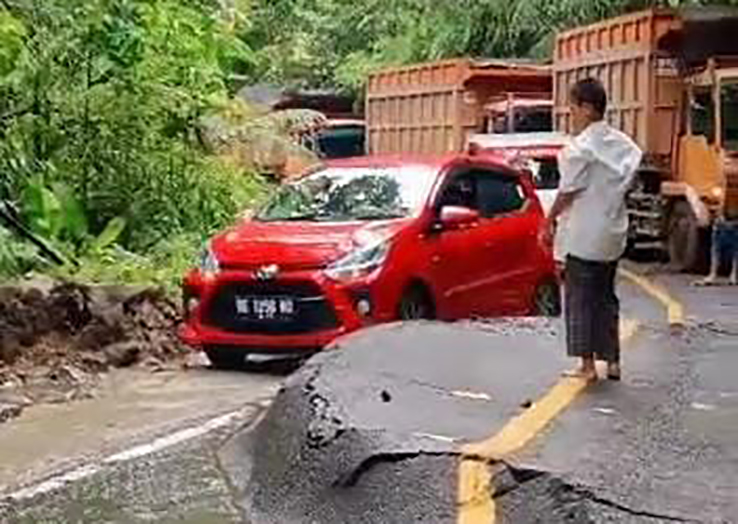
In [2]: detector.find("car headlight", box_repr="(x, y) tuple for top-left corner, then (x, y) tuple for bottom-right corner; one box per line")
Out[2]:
(324, 240), (390, 282)
(200, 246), (220, 276)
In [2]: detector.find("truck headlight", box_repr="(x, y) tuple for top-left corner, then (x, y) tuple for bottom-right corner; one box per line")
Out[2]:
(324, 240), (390, 282)
(200, 246), (220, 276)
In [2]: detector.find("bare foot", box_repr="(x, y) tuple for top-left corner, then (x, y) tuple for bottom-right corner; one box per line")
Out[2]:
(607, 363), (621, 381)
(563, 368), (598, 382)
(694, 276), (719, 287)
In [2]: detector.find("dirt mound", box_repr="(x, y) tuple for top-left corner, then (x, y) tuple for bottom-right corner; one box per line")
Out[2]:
(0, 281), (185, 418)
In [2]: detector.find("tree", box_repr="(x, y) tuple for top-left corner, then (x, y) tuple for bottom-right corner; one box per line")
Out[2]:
(239, 0), (738, 91)
(0, 0), (261, 252)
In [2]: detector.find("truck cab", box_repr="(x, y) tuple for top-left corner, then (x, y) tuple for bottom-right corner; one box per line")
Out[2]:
(554, 8), (738, 271)
(665, 61), (738, 267)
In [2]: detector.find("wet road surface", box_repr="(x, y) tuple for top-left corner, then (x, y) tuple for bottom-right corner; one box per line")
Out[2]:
(0, 366), (281, 522)
(1, 267), (736, 523)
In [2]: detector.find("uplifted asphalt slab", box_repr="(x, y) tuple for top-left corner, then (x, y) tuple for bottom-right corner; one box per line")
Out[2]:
(219, 319), (569, 524)
(219, 317), (705, 524)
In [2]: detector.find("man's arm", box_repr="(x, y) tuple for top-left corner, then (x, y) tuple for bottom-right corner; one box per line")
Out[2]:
(541, 189), (582, 246)
(541, 142), (591, 246)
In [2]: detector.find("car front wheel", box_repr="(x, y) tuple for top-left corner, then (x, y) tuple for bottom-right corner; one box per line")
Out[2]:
(398, 286), (435, 321)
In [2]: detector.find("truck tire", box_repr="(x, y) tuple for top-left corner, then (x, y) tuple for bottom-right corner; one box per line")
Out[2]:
(667, 201), (706, 273)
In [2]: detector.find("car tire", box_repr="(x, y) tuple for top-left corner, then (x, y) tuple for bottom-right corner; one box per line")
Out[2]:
(204, 345), (246, 370)
(398, 286), (435, 321)
(533, 280), (561, 317)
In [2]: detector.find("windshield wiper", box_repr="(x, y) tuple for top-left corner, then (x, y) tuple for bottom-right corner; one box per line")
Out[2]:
(258, 213), (318, 222)
(354, 212), (406, 221)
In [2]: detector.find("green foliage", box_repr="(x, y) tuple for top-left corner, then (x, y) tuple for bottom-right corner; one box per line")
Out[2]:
(3, 0), (738, 290)
(0, 0), (267, 288)
(0, 0), (260, 243)
(241, 0), (738, 90)
(52, 234), (203, 295)
(0, 11), (25, 77)
(0, 225), (46, 279)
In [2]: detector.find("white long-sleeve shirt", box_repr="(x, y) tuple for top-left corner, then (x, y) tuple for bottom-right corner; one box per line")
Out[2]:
(554, 121), (643, 262)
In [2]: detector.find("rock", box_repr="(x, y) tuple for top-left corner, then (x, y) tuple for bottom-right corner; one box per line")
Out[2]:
(141, 355), (167, 373)
(103, 342), (141, 368)
(183, 351), (210, 370)
(48, 364), (88, 386)
(79, 352), (111, 372)
(0, 279), (183, 409)
(75, 311), (127, 352)
(0, 402), (23, 423)
(0, 391), (32, 409)
(0, 333), (23, 366)
(47, 283), (92, 333)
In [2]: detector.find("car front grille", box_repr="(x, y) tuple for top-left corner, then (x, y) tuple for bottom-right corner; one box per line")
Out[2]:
(204, 281), (340, 335)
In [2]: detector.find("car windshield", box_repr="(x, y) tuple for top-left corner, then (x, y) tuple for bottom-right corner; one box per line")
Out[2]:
(256, 165), (437, 222)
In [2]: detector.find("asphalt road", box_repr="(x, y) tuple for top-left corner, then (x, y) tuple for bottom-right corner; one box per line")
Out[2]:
(0, 366), (281, 522)
(1, 266), (736, 523)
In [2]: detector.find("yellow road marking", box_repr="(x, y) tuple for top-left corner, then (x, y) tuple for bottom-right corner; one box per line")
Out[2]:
(619, 268), (685, 327)
(457, 319), (640, 524)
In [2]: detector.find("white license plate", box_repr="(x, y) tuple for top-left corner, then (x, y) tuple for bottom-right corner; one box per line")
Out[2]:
(235, 296), (295, 320)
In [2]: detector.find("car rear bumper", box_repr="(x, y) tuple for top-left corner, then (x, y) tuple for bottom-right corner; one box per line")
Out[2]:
(179, 268), (386, 354)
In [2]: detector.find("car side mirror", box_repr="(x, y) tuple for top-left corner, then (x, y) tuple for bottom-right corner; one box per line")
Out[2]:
(438, 206), (480, 230)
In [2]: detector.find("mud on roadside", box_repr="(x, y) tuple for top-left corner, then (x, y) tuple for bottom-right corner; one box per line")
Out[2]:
(0, 281), (186, 421)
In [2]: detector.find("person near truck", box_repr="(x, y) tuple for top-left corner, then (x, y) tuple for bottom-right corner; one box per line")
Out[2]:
(542, 78), (643, 382)
(696, 209), (738, 286)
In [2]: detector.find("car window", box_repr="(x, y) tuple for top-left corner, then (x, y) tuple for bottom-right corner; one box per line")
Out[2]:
(475, 171), (526, 218)
(527, 158), (560, 190)
(438, 174), (477, 210)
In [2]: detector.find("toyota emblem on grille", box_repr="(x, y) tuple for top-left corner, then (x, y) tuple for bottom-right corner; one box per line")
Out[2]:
(255, 264), (280, 281)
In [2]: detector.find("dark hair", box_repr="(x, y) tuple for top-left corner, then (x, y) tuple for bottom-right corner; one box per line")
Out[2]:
(570, 78), (607, 118)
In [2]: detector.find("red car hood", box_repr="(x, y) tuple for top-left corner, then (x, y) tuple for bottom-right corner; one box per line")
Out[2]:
(211, 219), (411, 271)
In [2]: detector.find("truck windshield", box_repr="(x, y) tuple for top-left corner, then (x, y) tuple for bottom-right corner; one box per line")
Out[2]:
(316, 126), (366, 159)
(692, 87), (715, 143)
(256, 166), (436, 222)
(721, 81), (738, 151)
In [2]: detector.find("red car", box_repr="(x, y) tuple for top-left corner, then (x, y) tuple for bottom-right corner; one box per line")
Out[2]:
(180, 153), (559, 368)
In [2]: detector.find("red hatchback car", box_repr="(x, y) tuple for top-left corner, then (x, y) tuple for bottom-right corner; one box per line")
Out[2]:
(180, 153), (559, 368)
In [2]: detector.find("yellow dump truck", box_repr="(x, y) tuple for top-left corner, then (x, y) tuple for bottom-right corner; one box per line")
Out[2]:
(366, 59), (552, 155)
(554, 7), (738, 270)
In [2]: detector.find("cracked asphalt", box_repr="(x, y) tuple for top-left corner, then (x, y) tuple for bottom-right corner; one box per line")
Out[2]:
(0, 266), (736, 523)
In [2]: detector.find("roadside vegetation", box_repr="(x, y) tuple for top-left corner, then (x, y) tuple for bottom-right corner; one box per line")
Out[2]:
(0, 0), (733, 293)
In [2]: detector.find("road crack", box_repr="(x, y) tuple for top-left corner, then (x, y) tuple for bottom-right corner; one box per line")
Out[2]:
(334, 449), (466, 487)
(493, 463), (702, 523)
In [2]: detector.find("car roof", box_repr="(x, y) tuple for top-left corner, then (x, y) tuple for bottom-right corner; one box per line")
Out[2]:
(468, 132), (569, 150)
(324, 153), (518, 174)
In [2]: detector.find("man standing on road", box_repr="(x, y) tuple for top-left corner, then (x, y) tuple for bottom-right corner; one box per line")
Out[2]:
(543, 78), (642, 382)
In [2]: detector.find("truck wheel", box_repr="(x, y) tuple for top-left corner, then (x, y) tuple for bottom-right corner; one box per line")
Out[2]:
(204, 345), (246, 370)
(667, 201), (706, 273)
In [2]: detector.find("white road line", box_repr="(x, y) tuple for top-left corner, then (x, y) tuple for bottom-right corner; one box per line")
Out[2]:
(8, 465), (102, 501)
(104, 410), (242, 463)
(5, 408), (248, 502)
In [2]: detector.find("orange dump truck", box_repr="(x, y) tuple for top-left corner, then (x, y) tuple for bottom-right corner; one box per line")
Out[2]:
(554, 7), (738, 270)
(366, 59), (552, 155)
